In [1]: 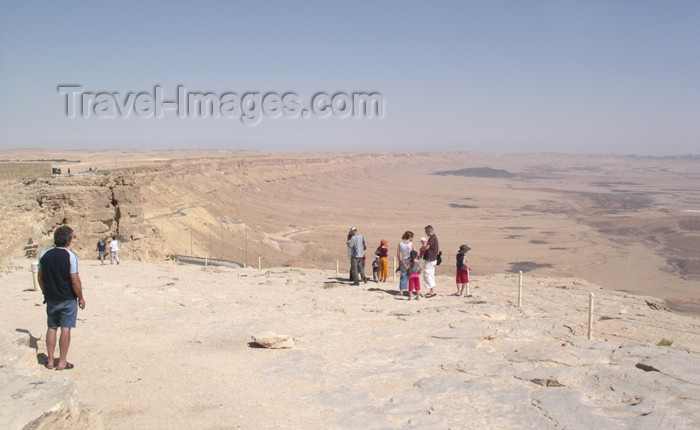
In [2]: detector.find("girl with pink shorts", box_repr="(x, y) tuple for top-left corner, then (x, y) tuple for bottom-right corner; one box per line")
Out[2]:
(406, 250), (422, 300)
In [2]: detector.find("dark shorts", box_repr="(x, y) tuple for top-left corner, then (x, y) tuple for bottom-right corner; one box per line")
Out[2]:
(46, 299), (78, 328)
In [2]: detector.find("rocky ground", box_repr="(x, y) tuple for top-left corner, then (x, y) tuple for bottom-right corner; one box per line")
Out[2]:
(2, 150), (700, 314)
(2, 259), (700, 429)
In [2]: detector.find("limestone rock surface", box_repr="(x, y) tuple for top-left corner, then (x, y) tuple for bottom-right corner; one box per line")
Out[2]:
(252, 332), (295, 349)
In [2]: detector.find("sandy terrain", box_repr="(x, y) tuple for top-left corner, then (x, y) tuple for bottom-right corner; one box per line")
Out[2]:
(2, 259), (700, 429)
(2, 149), (700, 426)
(2, 149), (698, 315)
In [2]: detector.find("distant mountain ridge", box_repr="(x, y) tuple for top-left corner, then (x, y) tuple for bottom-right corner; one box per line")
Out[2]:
(434, 167), (517, 178)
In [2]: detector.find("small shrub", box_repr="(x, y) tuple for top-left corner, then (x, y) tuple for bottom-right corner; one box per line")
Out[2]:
(657, 338), (673, 347)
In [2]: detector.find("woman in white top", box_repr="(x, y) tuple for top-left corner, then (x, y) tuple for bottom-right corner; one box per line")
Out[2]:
(346, 229), (355, 280)
(396, 231), (416, 294)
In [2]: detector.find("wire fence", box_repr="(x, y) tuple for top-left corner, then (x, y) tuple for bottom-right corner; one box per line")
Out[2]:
(327, 256), (700, 354)
(469, 271), (700, 355)
(142, 237), (700, 355)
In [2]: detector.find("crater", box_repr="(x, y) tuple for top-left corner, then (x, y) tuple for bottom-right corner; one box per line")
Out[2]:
(507, 261), (553, 273)
(434, 167), (516, 179)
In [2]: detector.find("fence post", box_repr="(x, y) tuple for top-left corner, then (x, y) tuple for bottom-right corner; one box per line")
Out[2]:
(588, 293), (594, 340)
(258, 256), (261, 271)
(336, 260), (339, 277)
(31, 264), (39, 291)
(205, 257), (208, 267)
(518, 271), (523, 307)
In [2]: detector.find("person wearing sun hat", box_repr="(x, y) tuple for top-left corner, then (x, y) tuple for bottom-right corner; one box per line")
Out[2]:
(455, 244), (472, 296)
(418, 237), (428, 258)
(374, 238), (390, 282)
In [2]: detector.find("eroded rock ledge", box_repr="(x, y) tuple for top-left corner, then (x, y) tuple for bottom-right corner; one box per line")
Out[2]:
(0, 331), (102, 430)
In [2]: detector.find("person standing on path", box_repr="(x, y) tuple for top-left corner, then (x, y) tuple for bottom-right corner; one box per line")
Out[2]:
(38, 226), (86, 370)
(406, 250), (422, 300)
(396, 231), (415, 295)
(455, 244), (472, 296)
(372, 255), (380, 282)
(346, 230), (354, 280)
(347, 227), (368, 285)
(421, 225), (439, 297)
(96, 238), (107, 265)
(109, 236), (120, 265)
(375, 239), (390, 282)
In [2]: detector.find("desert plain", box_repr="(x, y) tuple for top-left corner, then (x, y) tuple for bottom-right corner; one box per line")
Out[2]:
(1, 149), (700, 429)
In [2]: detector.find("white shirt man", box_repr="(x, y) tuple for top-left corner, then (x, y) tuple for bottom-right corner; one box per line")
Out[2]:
(109, 238), (120, 265)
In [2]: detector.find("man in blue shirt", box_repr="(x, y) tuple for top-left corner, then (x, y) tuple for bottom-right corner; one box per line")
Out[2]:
(96, 238), (107, 265)
(38, 226), (86, 370)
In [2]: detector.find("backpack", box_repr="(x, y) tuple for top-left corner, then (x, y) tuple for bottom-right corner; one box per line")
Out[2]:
(436, 251), (442, 266)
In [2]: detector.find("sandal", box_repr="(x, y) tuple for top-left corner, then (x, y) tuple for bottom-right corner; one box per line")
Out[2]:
(55, 362), (74, 370)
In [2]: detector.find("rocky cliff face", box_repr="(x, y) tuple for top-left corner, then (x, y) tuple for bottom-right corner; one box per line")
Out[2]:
(0, 175), (147, 263)
(0, 152), (445, 267)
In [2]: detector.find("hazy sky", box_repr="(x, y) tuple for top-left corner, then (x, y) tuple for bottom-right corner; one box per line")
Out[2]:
(1, 1), (698, 155)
